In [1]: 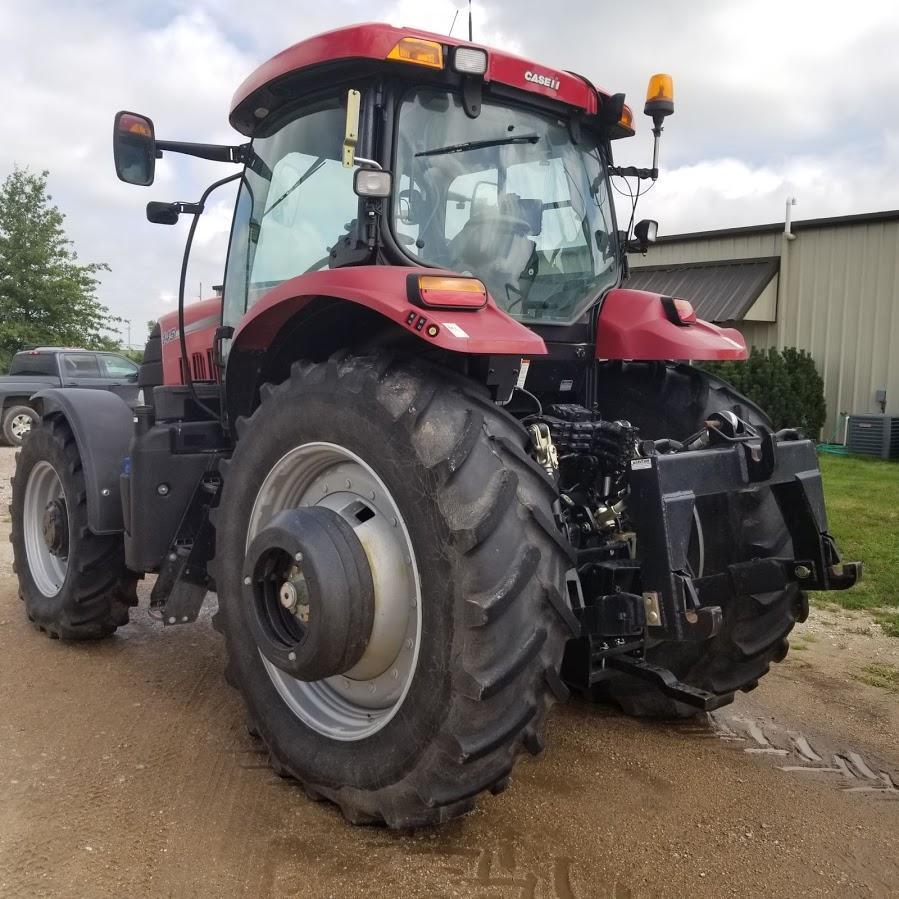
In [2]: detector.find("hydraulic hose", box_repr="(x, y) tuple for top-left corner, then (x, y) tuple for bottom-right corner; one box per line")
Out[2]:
(177, 171), (243, 421)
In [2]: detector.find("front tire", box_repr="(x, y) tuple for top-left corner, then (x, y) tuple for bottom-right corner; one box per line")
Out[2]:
(212, 355), (575, 827)
(11, 416), (138, 639)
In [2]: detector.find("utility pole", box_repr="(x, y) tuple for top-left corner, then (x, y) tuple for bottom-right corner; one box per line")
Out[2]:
(124, 319), (132, 349)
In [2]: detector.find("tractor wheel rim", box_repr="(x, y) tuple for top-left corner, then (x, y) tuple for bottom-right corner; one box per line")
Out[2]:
(11, 414), (33, 439)
(247, 442), (422, 741)
(24, 461), (69, 597)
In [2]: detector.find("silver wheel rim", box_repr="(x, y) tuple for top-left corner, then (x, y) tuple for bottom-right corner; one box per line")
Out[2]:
(11, 413), (33, 440)
(24, 461), (68, 597)
(247, 442), (422, 741)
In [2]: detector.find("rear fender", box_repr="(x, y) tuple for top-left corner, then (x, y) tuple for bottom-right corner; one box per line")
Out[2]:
(231, 267), (546, 357)
(596, 288), (748, 361)
(33, 389), (132, 535)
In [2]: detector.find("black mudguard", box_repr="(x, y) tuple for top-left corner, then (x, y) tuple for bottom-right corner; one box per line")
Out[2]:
(33, 388), (132, 535)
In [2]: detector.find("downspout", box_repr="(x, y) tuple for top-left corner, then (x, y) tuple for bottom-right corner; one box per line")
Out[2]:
(775, 197), (797, 348)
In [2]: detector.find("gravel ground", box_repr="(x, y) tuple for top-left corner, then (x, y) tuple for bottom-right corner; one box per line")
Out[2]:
(0, 446), (896, 898)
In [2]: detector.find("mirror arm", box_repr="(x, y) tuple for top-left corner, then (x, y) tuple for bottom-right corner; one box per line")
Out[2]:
(608, 164), (658, 181)
(155, 140), (250, 165)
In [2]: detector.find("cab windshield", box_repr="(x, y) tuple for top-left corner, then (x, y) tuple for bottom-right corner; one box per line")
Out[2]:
(393, 88), (619, 324)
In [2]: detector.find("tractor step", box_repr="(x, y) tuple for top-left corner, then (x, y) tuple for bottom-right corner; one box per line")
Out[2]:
(603, 654), (733, 711)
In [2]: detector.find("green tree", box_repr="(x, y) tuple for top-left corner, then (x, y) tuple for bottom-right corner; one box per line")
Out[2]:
(0, 167), (120, 371)
(701, 346), (827, 439)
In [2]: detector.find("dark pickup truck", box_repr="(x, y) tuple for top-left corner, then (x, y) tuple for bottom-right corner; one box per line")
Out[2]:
(0, 348), (140, 445)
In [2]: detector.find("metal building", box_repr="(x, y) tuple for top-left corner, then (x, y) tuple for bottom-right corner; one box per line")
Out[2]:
(627, 210), (899, 441)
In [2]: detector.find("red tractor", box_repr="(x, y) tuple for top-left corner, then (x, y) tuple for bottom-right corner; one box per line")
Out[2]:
(12, 23), (858, 827)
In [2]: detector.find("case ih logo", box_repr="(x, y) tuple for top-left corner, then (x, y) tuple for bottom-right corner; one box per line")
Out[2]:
(525, 70), (561, 91)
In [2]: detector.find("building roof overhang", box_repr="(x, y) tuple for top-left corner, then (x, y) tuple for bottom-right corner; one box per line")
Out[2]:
(626, 257), (780, 322)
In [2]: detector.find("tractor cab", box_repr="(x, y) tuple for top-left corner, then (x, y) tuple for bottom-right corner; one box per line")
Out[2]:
(220, 26), (637, 332)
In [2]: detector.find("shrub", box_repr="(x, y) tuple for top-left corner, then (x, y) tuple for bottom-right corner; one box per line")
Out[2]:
(700, 346), (826, 439)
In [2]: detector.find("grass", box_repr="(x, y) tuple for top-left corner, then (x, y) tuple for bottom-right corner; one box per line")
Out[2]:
(853, 663), (899, 693)
(816, 454), (899, 636)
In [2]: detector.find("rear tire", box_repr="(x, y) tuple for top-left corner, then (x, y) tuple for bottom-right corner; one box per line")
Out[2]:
(593, 362), (805, 717)
(11, 416), (138, 640)
(3, 405), (39, 446)
(212, 355), (575, 827)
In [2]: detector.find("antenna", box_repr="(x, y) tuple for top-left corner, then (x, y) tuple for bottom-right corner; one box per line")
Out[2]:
(448, 9), (458, 35)
(469, 0), (473, 40)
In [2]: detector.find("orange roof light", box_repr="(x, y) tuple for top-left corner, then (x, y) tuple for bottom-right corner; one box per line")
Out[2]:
(387, 37), (444, 69)
(618, 103), (635, 133)
(644, 74), (674, 121)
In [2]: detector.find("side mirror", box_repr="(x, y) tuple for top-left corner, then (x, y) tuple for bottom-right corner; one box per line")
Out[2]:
(342, 89), (361, 168)
(627, 219), (659, 254)
(146, 201), (181, 225)
(113, 111), (156, 186)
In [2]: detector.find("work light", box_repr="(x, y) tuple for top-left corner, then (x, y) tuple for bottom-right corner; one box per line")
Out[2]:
(354, 169), (392, 198)
(453, 47), (488, 75)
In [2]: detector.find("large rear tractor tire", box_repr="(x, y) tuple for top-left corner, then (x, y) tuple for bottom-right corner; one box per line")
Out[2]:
(593, 362), (805, 717)
(211, 355), (576, 827)
(11, 416), (138, 640)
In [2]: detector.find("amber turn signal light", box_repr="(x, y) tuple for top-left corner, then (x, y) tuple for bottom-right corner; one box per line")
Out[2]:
(386, 37), (444, 69)
(618, 103), (635, 134)
(407, 274), (487, 310)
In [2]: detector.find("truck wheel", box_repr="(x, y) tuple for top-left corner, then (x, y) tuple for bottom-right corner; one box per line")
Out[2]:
(10, 416), (138, 639)
(593, 362), (804, 717)
(212, 355), (575, 827)
(3, 405), (39, 446)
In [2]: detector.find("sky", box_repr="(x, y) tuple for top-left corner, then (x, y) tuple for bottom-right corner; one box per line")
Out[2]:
(2, 0), (897, 345)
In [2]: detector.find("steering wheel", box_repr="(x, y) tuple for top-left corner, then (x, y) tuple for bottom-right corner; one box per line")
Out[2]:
(304, 255), (332, 274)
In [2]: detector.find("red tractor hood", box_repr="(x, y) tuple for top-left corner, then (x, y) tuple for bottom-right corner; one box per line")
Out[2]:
(595, 288), (748, 361)
(233, 266), (547, 357)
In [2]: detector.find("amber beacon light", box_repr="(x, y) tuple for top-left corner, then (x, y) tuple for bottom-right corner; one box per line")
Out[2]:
(644, 74), (674, 123)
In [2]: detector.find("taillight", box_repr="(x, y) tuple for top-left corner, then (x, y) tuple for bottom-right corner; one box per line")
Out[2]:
(661, 296), (696, 326)
(407, 274), (487, 310)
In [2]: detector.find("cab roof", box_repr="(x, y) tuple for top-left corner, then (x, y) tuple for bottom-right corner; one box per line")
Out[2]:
(230, 22), (618, 136)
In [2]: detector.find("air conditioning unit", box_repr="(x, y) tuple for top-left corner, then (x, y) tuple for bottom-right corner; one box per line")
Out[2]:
(846, 414), (899, 459)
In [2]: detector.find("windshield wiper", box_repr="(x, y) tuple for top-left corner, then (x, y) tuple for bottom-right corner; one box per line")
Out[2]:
(262, 155), (326, 219)
(416, 134), (539, 158)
